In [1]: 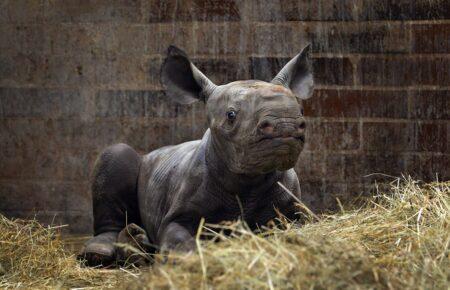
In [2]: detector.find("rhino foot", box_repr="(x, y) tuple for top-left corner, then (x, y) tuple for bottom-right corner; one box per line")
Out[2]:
(78, 231), (118, 267)
(116, 223), (153, 266)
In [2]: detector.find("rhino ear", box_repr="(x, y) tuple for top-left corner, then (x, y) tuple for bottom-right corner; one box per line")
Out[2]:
(161, 45), (216, 104)
(271, 44), (314, 100)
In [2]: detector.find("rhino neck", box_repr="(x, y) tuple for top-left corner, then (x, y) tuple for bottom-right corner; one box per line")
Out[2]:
(204, 130), (280, 195)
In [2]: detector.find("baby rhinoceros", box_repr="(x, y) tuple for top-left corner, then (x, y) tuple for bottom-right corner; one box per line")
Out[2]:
(79, 44), (314, 267)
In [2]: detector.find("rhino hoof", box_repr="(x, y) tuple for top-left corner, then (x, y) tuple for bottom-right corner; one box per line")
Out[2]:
(116, 223), (152, 266)
(78, 231), (118, 267)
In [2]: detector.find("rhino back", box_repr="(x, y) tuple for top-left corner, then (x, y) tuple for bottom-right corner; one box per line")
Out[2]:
(137, 139), (204, 243)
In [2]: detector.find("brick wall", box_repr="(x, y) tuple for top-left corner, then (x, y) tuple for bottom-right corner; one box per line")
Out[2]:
(0, 0), (448, 234)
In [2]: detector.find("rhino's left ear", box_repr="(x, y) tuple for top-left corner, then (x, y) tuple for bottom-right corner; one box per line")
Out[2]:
(161, 45), (216, 104)
(271, 44), (314, 100)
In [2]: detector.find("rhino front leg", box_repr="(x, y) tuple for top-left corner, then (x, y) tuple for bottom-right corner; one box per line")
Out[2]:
(78, 143), (142, 267)
(159, 222), (196, 253)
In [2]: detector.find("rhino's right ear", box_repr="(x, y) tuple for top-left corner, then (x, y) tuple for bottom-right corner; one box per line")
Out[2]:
(161, 46), (216, 104)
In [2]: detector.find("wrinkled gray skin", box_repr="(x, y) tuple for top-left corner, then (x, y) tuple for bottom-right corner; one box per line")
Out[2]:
(79, 45), (314, 267)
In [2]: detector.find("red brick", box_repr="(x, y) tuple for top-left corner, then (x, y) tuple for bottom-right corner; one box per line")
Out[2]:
(0, 53), (47, 87)
(305, 121), (360, 151)
(193, 57), (249, 85)
(342, 154), (366, 182)
(147, 22), (248, 58)
(95, 90), (147, 118)
(416, 123), (447, 153)
(0, 147), (97, 181)
(0, 53), (104, 87)
(167, 117), (208, 146)
(44, 0), (143, 23)
(62, 211), (93, 234)
(410, 90), (450, 120)
(308, 22), (410, 54)
(0, 2), (7, 22)
(296, 153), (325, 183)
(45, 24), (96, 55)
(314, 57), (354, 86)
(46, 23), (152, 56)
(252, 23), (296, 55)
(250, 0), (355, 21)
(359, 57), (450, 86)
(412, 24), (450, 53)
(94, 89), (207, 119)
(146, 0), (240, 22)
(145, 91), (206, 119)
(296, 180), (324, 212)
(93, 117), (206, 152)
(296, 152), (345, 182)
(358, 0), (450, 20)
(92, 119), (196, 152)
(343, 153), (414, 183)
(0, 88), (86, 119)
(298, 180), (365, 213)
(94, 55), (162, 89)
(191, 22), (250, 55)
(251, 21), (411, 55)
(0, 24), (47, 56)
(0, 119), (97, 152)
(82, 119), (151, 153)
(363, 122), (416, 152)
(304, 89), (408, 119)
(2, 140), (51, 174)
(448, 124), (450, 154)
(0, 115), (208, 156)
(1, 0), (46, 23)
(63, 152), (97, 180)
(324, 154), (345, 182)
(322, 182), (365, 208)
(406, 154), (450, 181)
(0, 181), (90, 212)
(250, 57), (354, 86)
(147, 24), (194, 55)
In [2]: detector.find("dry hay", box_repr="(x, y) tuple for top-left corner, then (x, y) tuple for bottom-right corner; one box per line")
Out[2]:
(1, 177), (449, 289)
(127, 177), (450, 289)
(0, 216), (135, 289)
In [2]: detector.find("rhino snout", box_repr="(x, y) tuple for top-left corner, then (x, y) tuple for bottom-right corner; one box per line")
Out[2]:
(257, 118), (306, 140)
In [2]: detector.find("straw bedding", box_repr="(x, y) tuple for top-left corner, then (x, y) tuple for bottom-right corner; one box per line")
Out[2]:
(1, 177), (448, 289)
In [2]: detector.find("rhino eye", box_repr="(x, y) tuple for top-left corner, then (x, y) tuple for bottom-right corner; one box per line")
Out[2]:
(226, 110), (237, 121)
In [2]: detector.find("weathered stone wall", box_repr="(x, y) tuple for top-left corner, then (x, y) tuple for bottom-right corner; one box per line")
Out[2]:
(1, 0), (448, 234)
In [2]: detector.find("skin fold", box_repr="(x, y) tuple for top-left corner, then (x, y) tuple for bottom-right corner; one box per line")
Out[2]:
(79, 44), (314, 266)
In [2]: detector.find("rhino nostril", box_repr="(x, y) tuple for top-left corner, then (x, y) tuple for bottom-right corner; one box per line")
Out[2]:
(298, 121), (306, 130)
(259, 120), (271, 128)
(258, 120), (274, 135)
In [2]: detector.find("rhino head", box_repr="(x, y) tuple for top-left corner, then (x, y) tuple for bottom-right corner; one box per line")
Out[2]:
(161, 45), (314, 175)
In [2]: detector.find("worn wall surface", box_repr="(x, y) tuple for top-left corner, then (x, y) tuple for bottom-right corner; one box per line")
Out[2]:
(0, 0), (449, 234)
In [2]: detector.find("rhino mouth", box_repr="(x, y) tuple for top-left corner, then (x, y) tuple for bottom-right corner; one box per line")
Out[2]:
(249, 135), (304, 162)
(257, 135), (305, 144)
